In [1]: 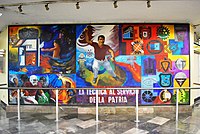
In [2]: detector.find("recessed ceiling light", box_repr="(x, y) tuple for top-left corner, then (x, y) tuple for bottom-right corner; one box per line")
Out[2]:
(0, 13), (2, 16)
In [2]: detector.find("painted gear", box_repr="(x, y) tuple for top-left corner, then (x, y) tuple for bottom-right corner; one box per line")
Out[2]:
(142, 90), (156, 102)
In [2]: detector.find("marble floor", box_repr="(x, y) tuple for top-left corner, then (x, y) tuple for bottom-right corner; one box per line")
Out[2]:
(0, 104), (200, 134)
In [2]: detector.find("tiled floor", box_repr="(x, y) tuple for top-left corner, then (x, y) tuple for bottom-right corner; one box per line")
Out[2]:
(0, 104), (200, 134)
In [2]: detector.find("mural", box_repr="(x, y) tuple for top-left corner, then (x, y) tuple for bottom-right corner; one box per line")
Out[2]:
(8, 24), (190, 105)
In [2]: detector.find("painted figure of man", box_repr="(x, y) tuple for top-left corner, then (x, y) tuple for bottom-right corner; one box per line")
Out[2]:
(84, 28), (120, 84)
(41, 39), (61, 58)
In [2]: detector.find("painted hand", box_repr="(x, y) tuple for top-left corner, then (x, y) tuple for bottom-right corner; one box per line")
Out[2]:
(41, 93), (48, 101)
(110, 57), (115, 62)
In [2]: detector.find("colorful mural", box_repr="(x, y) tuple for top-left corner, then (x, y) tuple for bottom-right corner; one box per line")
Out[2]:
(8, 24), (190, 105)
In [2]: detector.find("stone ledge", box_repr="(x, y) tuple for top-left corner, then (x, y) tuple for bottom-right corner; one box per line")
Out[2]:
(4, 105), (193, 115)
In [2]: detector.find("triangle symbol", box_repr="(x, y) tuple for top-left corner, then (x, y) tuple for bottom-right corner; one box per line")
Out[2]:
(161, 61), (170, 72)
(175, 78), (186, 87)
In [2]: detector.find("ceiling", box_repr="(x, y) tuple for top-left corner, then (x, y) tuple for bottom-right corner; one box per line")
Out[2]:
(0, 0), (200, 33)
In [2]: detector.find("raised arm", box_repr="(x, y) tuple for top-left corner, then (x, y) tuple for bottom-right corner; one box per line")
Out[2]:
(84, 28), (92, 45)
(108, 48), (115, 61)
(41, 46), (57, 52)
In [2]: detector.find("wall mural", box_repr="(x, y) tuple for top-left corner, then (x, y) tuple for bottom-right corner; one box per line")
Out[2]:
(8, 24), (190, 105)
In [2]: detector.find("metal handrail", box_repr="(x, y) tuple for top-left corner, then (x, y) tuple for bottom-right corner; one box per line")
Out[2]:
(0, 86), (199, 123)
(193, 83), (200, 86)
(0, 84), (6, 86)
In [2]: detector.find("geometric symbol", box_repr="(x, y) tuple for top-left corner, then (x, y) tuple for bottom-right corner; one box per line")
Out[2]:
(169, 39), (184, 55)
(86, 49), (93, 58)
(175, 26), (186, 42)
(175, 58), (186, 70)
(159, 89), (172, 103)
(169, 43), (178, 52)
(147, 40), (163, 54)
(131, 39), (143, 54)
(142, 90), (156, 103)
(159, 73), (172, 87)
(179, 89), (187, 103)
(143, 32), (148, 38)
(123, 26), (133, 40)
(164, 45), (172, 53)
(157, 26), (170, 40)
(161, 60), (170, 72)
(139, 26), (151, 40)
(143, 78), (157, 86)
(175, 72), (187, 87)
(144, 57), (156, 75)
(176, 31), (185, 41)
(173, 89), (188, 103)
(150, 43), (160, 50)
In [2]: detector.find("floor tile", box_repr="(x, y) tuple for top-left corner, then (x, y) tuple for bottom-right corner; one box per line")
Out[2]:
(182, 116), (200, 125)
(65, 126), (81, 133)
(76, 119), (100, 129)
(97, 131), (107, 134)
(147, 116), (170, 125)
(44, 114), (56, 120)
(122, 127), (149, 134)
(101, 129), (115, 134)
(0, 105), (199, 134)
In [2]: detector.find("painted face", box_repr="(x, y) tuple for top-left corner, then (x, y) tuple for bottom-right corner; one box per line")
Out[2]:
(98, 37), (105, 44)
(13, 78), (18, 85)
(40, 80), (45, 86)
(30, 75), (38, 86)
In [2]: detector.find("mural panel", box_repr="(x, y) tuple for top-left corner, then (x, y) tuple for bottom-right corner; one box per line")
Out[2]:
(8, 24), (190, 105)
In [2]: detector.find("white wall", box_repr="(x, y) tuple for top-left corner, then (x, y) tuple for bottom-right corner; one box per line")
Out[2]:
(192, 60), (200, 105)
(190, 25), (200, 106)
(0, 27), (8, 104)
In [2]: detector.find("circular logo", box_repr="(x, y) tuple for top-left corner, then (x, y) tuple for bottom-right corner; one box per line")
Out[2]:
(159, 89), (172, 103)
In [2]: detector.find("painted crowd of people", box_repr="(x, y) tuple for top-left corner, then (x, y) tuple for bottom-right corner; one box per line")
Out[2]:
(9, 74), (76, 105)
